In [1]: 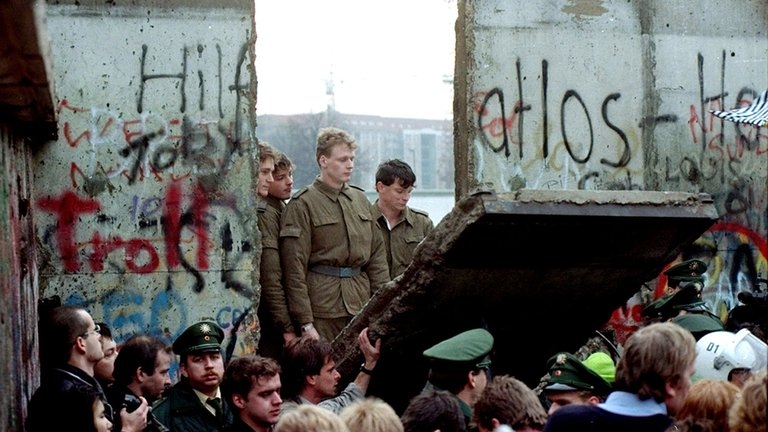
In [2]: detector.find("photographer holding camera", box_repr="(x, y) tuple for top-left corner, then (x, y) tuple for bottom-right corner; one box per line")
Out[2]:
(107, 334), (173, 431)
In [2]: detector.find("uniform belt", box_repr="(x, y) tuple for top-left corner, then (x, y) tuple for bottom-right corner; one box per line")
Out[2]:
(310, 265), (362, 278)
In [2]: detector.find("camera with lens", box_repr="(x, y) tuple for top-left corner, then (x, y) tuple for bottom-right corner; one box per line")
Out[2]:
(123, 394), (143, 413)
(122, 393), (170, 432)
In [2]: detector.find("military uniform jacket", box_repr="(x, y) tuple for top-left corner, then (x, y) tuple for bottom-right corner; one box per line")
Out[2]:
(371, 200), (434, 279)
(152, 379), (233, 432)
(279, 178), (390, 324)
(257, 196), (292, 333)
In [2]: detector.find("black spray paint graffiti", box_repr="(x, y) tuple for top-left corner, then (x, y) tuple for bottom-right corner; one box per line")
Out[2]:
(477, 56), (765, 198)
(124, 43), (253, 184)
(477, 60), (631, 170)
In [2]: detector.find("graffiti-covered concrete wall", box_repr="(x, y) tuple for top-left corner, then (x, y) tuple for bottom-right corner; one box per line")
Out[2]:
(456, 0), (767, 333)
(1, 124), (40, 432)
(35, 0), (260, 357)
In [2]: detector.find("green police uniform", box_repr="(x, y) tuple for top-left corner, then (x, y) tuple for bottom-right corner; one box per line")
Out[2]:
(257, 195), (294, 357)
(371, 200), (434, 279)
(153, 322), (233, 432)
(279, 178), (390, 341)
(664, 259), (707, 285)
(671, 313), (725, 340)
(544, 352), (613, 396)
(644, 259), (708, 320)
(422, 328), (495, 432)
(644, 283), (723, 324)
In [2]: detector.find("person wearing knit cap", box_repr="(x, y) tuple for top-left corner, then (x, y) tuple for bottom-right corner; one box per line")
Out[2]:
(582, 352), (616, 385)
(542, 352), (615, 416)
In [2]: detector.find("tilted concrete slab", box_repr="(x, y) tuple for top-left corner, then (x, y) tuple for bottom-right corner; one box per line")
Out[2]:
(331, 189), (718, 413)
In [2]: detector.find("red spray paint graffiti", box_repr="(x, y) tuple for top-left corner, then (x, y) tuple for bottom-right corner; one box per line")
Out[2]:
(37, 181), (212, 274)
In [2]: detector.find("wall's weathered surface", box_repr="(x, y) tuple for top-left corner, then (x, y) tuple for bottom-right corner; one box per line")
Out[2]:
(35, 1), (260, 358)
(456, 0), (767, 334)
(0, 124), (39, 432)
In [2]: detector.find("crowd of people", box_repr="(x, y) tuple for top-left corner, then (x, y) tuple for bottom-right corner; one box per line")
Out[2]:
(26, 304), (767, 432)
(26, 127), (768, 432)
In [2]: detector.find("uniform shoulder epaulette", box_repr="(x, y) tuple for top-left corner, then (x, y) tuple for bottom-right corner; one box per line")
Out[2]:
(291, 187), (309, 199)
(256, 200), (268, 213)
(410, 207), (430, 217)
(349, 184), (366, 192)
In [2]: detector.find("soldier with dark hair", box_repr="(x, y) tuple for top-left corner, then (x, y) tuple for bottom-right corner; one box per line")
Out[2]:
(371, 159), (434, 279)
(257, 147), (297, 359)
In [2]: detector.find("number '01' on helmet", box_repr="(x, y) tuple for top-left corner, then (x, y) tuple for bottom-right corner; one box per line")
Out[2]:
(694, 328), (768, 381)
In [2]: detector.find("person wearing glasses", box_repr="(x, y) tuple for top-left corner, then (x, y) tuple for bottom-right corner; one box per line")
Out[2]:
(26, 305), (149, 432)
(421, 328), (495, 432)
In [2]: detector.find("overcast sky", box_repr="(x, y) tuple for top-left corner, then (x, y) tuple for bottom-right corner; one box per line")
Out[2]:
(254, 0), (457, 120)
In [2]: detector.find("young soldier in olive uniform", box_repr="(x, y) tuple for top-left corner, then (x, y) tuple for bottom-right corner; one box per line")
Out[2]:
(422, 328), (495, 432)
(371, 159), (434, 279)
(256, 144), (296, 359)
(153, 321), (233, 432)
(279, 127), (390, 342)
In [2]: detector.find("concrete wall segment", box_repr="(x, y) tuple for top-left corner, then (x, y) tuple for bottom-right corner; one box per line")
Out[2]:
(457, 0), (767, 331)
(35, 0), (260, 362)
(0, 123), (40, 432)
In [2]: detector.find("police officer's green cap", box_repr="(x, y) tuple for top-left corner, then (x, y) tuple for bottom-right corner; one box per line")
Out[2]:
(671, 314), (724, 340)
(423, 328), (494, 364)
(664, 259), (707, 283)
(544, 352), (612, 395)
(645, 284), (706, 320)
(172, 321), (224, 355)
(668, 284), (706, 311)
(642, 295), (668, 318)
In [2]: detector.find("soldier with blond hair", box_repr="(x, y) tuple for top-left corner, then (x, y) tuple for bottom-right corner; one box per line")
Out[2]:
(279, 127), (389, 342)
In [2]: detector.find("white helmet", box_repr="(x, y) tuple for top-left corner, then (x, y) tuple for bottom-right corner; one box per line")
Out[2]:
(695, 329), (768, 381)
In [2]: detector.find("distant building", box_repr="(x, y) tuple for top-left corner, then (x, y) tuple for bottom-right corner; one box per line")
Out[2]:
(256, 112), (454, 192)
